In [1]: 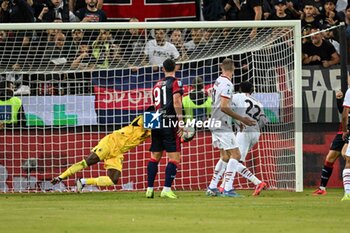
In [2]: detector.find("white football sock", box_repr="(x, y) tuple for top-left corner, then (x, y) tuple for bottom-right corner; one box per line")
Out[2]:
(236, 163), (261, 186)
(224, 158), (239, 191)
(209, 159), (227, 189)
(343, 168), (350, 194)
(220, 174), (226, 189)
(80, 178), (86, 185)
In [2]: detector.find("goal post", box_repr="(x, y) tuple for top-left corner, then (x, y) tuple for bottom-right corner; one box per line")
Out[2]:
(293, 23), (303, 192)
(0, 20), (303, 192)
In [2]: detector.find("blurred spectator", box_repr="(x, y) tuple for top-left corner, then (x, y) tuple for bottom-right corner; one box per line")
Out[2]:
(0, 0), (10, 23)
(1, 0), (35, 23)
(43, 31), (72, 68)
(75, 0), (107, 22)
(37, 0), (79, 22)
(108, 42), (123, 67)
(302, 25), (312, 44)
(5, 68), (30, 97)
(336, 0), (347, 12)
(69, 29), (85, 52)
(170, 29), (188, 61)
(232, 52), (253, 91)
(92, 29), (119, 68)
(267, 0), (297, 20)
(285, 0), (302, 19)
(223, 0), (239, 20)
(2, 29), (39, 96)
(302, 28), (340, 68)
(53, 31), (67, 49)
(237, 0), (263, 21)
(184, 28), (205, 56)
(320, 0), (344, 26)
(301, 2), (321, 29)
(345, 5), (350, 40)
(202, 0), (225, 20)
(67, 42), (93, 94)
(321, 24), (340, 54)
(203, 29), (217, 44)
(0, 78), (27, 129)
(224, 0), (241, 20)
(312, 0), (324, 15)
(221, 27), (231, 38)
(71, 43), (95, 69)
(69, 0), (102, 12)
(0, 30), (7, 47)
(116, 17), (145, 67)
(44, 27), (61, 42)
(35, 31), (72, 95)
(262, 0), (273, 19)
(236, 0), (263, 38)
(13, 78), (31, 96)
(31, 0), (46, 19)
(143, 29), (179, 66)
(182, 76), (212, 122)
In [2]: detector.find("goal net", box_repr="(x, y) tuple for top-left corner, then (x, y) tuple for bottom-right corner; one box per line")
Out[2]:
(0, 21), (302, 193)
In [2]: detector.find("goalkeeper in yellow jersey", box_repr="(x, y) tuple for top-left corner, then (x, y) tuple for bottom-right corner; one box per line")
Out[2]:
(50, 113), (151, 192)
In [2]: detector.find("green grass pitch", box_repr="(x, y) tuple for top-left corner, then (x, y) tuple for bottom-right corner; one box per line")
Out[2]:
(1, 188), (349, 233)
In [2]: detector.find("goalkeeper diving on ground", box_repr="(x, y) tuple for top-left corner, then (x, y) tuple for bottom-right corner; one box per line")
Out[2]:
(51, 109), (154, 192)
(51, 106), (196, 192)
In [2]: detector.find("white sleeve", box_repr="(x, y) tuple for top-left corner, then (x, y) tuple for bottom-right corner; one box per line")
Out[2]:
(220, 82), (233, 99)
(231, 94), (238, 111)
(258, 106), (268, 128)
(169, 43), (180, 60)
(69, 11), (80, 22)
(144, 41), (151, 56)
(343, 88), (350, 108)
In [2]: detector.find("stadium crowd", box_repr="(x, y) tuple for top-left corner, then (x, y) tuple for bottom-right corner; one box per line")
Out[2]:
(0, 0), (349, 96)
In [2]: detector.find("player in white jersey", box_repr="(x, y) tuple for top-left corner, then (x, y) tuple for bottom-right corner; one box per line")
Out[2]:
(144, 29), (180, 66)
(219, 81), (267, 195)
(232, 81), (267, 161)
(206, 58), (256, 197)
(341, 87), (350, 201)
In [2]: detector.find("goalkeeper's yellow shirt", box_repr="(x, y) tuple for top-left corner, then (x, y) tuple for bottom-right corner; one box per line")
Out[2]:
(92, 115), (151, 171)
(110, 115), (151, 153)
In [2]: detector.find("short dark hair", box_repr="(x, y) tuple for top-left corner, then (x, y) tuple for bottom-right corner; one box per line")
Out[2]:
(303, 0), (315, 7)
(0, 75), (14, 89)
(163, 58), (176, 72)
(192, 76), (203, 90)
(324, 0), (336, 4)
(239, 81), (254, 93)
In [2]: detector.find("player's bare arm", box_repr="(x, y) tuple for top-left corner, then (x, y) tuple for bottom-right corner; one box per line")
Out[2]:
(220, 96), (256, 126)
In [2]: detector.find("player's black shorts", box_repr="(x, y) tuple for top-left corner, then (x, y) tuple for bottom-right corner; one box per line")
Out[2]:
(330, 134), (347, 151)
(149, 127), (181, 152)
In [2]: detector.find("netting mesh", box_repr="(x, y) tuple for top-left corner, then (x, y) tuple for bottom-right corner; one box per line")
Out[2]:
(0, 27), (294, 73)
(0, 22), (300, 192)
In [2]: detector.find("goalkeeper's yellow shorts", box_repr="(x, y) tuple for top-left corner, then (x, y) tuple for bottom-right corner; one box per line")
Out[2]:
(91, 134), (124, 172)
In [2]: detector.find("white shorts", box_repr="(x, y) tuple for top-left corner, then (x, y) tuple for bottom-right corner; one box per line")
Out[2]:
(211, 130), (238, 150)
(236, 131), (260, 161)
(345, 142), (350, 157)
